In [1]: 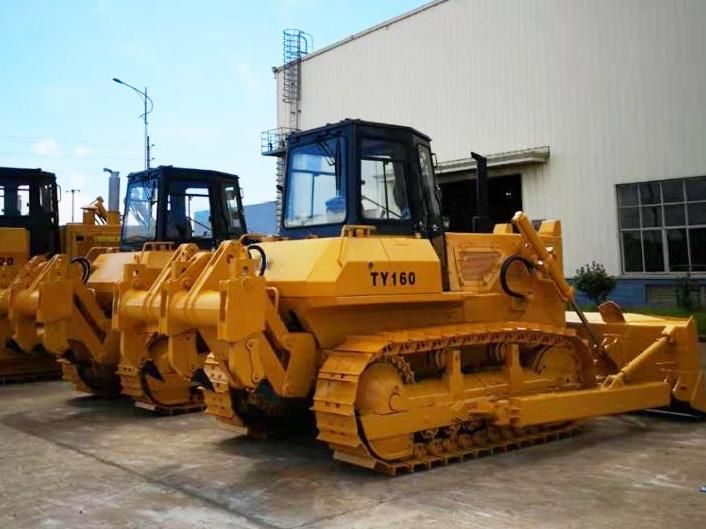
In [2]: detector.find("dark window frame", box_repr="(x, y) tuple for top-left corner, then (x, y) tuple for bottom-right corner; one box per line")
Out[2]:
(617, 176), (706, 274)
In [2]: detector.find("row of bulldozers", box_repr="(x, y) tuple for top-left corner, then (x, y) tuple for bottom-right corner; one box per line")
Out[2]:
(0, 167), (121, 380)
(0, 165), (246, 390)
(2, 120), (704, 474)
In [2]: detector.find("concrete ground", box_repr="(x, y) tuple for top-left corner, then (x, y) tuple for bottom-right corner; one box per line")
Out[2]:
(1, 347), (705, 529)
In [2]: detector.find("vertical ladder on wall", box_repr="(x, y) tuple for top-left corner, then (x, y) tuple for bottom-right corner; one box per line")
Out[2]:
(282, 29), (313, 130)
(259, 29), (313, 232)
(275, 156), (286, 222)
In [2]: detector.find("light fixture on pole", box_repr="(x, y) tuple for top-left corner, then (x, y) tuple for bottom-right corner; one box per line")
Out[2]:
(112, 77), (154, 170)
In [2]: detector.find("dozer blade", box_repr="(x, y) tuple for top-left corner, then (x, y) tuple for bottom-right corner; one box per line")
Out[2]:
(570, 308), (706, 415)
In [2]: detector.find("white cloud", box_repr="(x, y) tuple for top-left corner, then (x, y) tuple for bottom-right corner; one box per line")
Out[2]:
(74, 146), (92, 157)
(31, 139), (61, 157)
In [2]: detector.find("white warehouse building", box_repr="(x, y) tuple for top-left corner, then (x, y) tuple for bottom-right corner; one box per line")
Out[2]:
(267, 0), (706, 307)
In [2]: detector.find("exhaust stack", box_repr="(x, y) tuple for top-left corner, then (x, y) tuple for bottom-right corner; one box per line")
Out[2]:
(103, 168), (121, 225)
(471, 152), (492, 232)
(103, 168), (120, 212)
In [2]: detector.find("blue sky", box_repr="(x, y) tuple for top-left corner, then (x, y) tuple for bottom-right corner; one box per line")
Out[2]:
(0, 0), (424, 221)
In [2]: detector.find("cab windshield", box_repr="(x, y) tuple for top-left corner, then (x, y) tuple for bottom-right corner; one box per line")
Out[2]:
(123, 178), (158, 243)
(284, 137), (345, 227)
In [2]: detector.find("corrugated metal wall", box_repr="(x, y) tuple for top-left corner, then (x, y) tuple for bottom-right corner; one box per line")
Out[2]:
(275, 0), (706, 275)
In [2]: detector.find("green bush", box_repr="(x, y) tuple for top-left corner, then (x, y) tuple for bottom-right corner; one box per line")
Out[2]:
(675, 273), (702, 311)
(574, 261), (616, 305)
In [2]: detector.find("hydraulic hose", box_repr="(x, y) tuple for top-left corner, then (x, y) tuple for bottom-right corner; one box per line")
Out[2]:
(69, 256), (92, 284)
(247, 244), (267, 276)
(500, 255), (535, 299)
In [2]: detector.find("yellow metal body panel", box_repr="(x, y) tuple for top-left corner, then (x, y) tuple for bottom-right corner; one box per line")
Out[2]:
(59, 223), (121, 259)
(0, 228), (29, 273)
(258, 235), (442, 297)
(254, 228), (565, 350)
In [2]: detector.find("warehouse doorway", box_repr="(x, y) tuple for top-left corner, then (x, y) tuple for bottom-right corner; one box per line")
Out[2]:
(439, 173), (522, 232)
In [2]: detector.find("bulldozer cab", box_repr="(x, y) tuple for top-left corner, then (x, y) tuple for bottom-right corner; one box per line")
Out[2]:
(0, 167), (59, 256)
(121, 166), (247, 251)
(280, 119), (444, 240)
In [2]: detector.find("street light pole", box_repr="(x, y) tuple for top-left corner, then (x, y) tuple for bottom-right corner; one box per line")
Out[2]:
(112, 77), (154, 170)
(69, 189), (79, 223)
(143, 86), (150, 171)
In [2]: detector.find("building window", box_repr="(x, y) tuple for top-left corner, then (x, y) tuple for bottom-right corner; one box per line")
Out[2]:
(617, 177), (706, 273)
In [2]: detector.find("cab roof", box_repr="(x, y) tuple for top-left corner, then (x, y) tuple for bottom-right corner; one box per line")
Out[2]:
(287, 119), (431, 145)
(0, 167), (56, 182)
(126, 165), (240, 184)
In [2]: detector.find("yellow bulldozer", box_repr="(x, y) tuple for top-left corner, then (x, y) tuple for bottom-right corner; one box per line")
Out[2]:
(0, 167), (121, 382)
(114, 119), (704, 473)
(4, 166), (248, 413)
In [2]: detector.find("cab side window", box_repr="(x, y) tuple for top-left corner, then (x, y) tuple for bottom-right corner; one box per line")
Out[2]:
(360, 139), (410, 221)
(223, 184), (242, 231)
(417, 143), (441, 219)
(0, 184), (30, 216)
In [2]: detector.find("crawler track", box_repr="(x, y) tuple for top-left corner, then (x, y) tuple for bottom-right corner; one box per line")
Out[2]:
(340, 421), (581, 475)
(59, 359), (121, 397)
(118, 364), (205, 414)
(313, 322), (591, 474)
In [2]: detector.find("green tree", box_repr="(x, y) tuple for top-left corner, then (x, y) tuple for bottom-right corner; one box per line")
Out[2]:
(574, 261), (616, 305)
